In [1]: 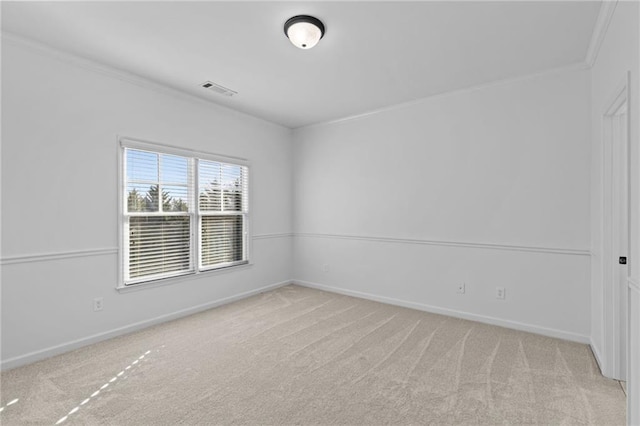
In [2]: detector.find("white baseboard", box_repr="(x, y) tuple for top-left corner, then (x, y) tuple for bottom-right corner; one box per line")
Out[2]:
(294, 280), (590, 344)
(590, 339), (606, 374)
(1, 280), (292, 371)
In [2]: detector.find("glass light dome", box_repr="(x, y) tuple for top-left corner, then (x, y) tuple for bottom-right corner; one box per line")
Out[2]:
(284, 16), (325, 50)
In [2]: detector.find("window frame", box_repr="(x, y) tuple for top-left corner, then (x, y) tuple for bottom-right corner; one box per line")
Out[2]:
(117, 137), (251, 290)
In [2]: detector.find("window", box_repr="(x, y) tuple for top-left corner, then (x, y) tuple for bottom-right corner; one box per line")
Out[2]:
(120, 139), (249, 286)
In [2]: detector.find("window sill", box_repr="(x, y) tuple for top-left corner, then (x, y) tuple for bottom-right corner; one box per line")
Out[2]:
(116, 262), (254, 294)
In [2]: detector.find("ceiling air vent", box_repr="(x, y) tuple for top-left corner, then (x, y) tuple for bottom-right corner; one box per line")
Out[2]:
(200, 81), (237, 97)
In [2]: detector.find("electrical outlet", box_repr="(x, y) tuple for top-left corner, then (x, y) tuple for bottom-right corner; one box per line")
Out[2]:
(322, 264), (330, 273)
(496, 287), (505, 300)
(457, 283), (465, 294)
(93, 297), (103, 312)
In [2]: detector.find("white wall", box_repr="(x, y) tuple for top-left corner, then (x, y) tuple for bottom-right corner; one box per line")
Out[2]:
(0, 40), (293, 368)
(293, 68), (592, 342)
(589, 1), (639, 423)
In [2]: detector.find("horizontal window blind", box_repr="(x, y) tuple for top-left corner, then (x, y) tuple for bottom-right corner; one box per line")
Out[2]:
(198, 160), (248, 270)
(124, 148), (194, 284)
(121, 142), (249, 286)
(128, 216), (191, 278)
(201, 216), (245, 267)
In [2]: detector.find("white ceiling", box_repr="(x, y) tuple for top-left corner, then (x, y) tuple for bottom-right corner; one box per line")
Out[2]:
(2, 1), (601, 128)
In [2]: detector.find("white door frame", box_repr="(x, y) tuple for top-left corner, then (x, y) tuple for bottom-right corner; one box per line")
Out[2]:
(601, 72), (630, 381)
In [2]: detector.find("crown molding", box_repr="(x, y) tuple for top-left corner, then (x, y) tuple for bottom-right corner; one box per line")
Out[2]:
(295, 61), (589, 131)
(585, 0), (618, 68)
(1, 31), (288, 131)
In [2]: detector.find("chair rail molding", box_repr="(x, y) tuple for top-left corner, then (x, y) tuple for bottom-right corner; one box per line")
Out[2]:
(294, 232), (590, 256)
(0, 248), (119, 265)
(1, 234), (293, 265)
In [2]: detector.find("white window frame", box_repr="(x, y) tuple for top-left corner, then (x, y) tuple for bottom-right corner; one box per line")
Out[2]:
(117, 137), (250, 290)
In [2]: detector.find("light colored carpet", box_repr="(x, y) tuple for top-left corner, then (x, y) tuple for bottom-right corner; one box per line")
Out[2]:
(0, 284), (626, 425)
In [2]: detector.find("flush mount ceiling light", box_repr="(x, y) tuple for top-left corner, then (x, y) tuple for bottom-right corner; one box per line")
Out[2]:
(284, 15), (325, 49)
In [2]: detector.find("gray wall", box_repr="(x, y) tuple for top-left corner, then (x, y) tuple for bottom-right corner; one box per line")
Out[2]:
(292, 68), (592, 342)
(1, 40), (293, 367)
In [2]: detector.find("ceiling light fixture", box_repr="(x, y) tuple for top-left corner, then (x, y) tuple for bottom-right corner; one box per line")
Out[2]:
(284, 15), (325, 50)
